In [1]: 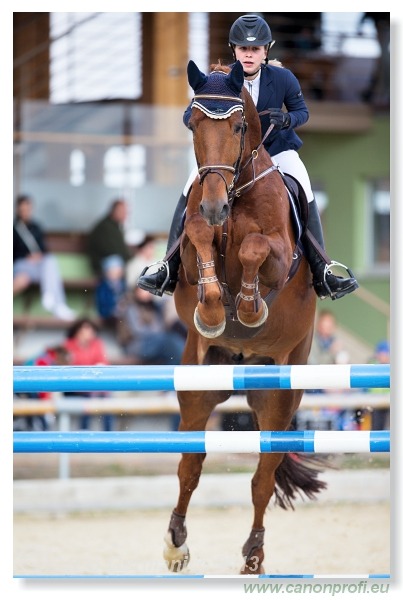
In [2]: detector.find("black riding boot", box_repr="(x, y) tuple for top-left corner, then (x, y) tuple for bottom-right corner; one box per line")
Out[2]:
(137, 192), (187, 296)
(304, 199), (359, 300)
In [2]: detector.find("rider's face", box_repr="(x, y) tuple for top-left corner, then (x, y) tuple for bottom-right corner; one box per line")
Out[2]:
(234, 45), (267, 76)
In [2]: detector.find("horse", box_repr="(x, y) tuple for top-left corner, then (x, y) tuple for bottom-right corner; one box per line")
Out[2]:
(163, 59), (324, 575)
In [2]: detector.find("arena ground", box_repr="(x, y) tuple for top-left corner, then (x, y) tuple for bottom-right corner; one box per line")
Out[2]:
(14, 501), (389, 577)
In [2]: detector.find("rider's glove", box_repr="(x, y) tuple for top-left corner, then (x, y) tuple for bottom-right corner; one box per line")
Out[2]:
(268, 109), (291, 130)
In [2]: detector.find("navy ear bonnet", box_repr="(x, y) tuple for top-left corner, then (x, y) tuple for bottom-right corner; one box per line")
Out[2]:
(188, 60), (244, 119)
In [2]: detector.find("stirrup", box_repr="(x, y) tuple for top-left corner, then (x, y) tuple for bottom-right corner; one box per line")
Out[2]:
(320, 260), (358, 300)
(138, 260), (173, 296)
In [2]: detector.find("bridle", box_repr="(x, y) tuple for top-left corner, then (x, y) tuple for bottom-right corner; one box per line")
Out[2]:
(192, 91), (276, 204)
(192, 93), (247, 199)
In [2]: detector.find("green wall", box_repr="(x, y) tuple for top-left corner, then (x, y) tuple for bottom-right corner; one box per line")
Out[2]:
(299, 116), (390, 348)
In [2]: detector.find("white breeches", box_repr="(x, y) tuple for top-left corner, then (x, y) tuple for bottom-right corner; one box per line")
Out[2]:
(271, 149), (315, 203)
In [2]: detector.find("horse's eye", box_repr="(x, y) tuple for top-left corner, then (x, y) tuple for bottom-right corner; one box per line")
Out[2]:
(234, 123), (243, 134)
(187, 122), (195, 132)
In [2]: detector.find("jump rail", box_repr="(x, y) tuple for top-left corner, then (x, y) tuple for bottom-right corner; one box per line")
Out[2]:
(13, 430), (390, 454)
(13, 364), (390, 393)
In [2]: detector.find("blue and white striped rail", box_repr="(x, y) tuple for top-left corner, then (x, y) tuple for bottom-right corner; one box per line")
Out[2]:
(13, 430), (390, 454)
(13, 364), (390, 393)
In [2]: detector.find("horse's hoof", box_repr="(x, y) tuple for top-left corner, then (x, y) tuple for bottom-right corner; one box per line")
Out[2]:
(237, 301), (269, 328)
(194, 307), (226, 338)
(163, 532), (190, 572)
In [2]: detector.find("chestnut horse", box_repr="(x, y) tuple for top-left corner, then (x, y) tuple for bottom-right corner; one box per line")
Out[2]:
(163, 60), (324, 574)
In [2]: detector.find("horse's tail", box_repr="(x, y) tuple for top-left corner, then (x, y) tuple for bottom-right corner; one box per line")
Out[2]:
(273, 453), (329, 510)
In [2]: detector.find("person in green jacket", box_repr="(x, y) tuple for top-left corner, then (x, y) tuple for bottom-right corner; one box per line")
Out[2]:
(87, 198), (132, 321)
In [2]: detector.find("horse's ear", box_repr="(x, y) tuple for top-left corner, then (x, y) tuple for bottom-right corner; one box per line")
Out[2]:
(187, 60), (208, 92)
(226, 60), (244, 95)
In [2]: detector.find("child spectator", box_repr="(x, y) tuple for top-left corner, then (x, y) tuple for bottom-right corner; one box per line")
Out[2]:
(63, 317), (113, 431)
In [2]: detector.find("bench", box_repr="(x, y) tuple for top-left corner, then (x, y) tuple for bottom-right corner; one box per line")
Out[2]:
(13, 232), (99, 330)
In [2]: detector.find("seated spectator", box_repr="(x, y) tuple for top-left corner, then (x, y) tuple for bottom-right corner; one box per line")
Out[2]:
(63, 317), (113, 431)
(13, 194), (76, 321)
(116, 287), (185, 366)
(13, 344), (71, 431)
(308, 309), (350, 368)
(117, 287), (185, 430)
(87, 199), (132, 324)
(126, 234), (159, 291)
(307, 309), (353, 431)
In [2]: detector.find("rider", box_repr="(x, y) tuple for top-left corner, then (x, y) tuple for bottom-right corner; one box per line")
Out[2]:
(138, 14), (359, 301)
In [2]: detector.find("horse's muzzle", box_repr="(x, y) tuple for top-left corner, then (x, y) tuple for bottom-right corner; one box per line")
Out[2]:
(199, 200), (229, 226)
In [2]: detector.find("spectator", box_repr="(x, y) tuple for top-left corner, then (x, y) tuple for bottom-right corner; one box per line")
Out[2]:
(87, 199), (132, 323)
(13, 344), (71, 431)
(13, 194), (76, 321)
(307, 309), (352, 430)
(367, 339), (390, 430)
(63, 317), (113, 431)
(116, 287), (185, 366)
(308, 309), (350, 368)
(126, 234), (159, 291)
(117, 287), (185, 430)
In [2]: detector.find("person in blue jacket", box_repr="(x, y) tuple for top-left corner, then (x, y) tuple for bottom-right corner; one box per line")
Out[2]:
(138, 14), (358, 301)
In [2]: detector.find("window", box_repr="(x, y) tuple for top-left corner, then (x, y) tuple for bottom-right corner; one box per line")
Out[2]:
(50, 13), (142, 102)
(367, 178), (390, 270)
(104, 145), (146, 188)
(69, 149), (85, 186)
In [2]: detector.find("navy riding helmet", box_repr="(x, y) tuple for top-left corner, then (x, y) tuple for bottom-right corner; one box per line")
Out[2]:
(229, 15), (275, 57)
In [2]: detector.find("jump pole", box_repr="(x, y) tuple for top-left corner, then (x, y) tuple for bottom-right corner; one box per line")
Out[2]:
(13, 364), (390, 393)
(13, 430), (390, 454)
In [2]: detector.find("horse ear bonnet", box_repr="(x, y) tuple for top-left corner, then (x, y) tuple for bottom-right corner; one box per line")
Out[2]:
(225, 61), (244, 95)
(188, 60), (244, 120)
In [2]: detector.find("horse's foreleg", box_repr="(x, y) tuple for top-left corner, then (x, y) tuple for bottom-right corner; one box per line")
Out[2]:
(184, 213), (225, 338)
(164, 388), (230, 572)
(236, 233), (271, 328)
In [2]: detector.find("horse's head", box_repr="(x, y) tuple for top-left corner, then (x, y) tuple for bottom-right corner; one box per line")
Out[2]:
(187, 60), (246, 226)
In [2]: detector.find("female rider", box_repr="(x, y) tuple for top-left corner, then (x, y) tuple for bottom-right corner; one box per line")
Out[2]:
(138, 14), (358, 301)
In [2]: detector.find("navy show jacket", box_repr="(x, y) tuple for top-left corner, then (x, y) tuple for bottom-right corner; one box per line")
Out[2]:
(183, 62), (309, 158)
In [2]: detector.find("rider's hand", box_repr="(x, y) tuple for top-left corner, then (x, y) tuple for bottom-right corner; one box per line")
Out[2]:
(268, 109), (291, 130)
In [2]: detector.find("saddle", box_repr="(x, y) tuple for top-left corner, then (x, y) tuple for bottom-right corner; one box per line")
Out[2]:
(280, 172), (309, 240)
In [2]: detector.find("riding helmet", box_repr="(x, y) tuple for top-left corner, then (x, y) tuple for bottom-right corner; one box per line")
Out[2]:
(228, 14), (273, 46)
